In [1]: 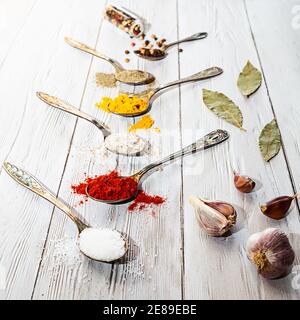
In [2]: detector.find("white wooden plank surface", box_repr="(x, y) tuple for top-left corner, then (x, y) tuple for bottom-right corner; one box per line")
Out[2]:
(32, 0), (182, 300)
(0, 0), (300, 300)
(0, 0), (105, 299)
(0, 0), (37, 67)
(245, 0), (300, 220)
(178, 0), (300, 299)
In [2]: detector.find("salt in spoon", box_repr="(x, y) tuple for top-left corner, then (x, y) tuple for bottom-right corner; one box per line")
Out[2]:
(65, 37), (155, 86)
(134, 32), (208, 61)
(3, 162), (128, 263)
(111, 66), (223, 117)
(86, 129), (229, 205)
(36, 92), (149, 156)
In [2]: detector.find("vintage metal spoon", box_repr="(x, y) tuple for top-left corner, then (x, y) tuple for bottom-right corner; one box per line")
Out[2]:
(36, 92), (149, 156)
(2, 162), (128, 263)
(134, 32), (208, 61)
(112, 66), (223, 117)
(65, 37), (155, 85)
(86, 129), (229, 205)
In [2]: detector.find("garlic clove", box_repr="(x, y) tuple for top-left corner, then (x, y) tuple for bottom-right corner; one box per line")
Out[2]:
(203, 199), (236, 218)
(246, 228), (295, 279)
(189, 196), (237, 237)
(234, 172), (255, 193)
(260, 194), (297, 220)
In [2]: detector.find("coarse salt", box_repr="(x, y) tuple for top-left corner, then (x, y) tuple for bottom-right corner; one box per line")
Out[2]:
(79, 228), (126, 262)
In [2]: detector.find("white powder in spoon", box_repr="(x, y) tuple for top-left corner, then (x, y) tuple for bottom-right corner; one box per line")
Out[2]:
(104, 133), (149, 155)
(79, 228), (126, 262)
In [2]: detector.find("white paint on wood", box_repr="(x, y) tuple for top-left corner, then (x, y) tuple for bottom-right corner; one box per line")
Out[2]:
(0, 0), (300, 300)
(32, 0), (183, 300)
(0, 0), (106, 299)
(178, 0), (300, 299)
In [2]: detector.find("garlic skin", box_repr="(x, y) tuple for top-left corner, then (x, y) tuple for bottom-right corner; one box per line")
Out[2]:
(234, 172), (255, 193)
(189, 196), (237, 237)
(261, 194), (297, 220)
(246, 228), (295, 279)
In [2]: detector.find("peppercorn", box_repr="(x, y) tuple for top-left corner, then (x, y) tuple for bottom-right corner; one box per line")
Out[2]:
(125, 58), (130, 63)
(130, 42), (136, 47)
(178, 48), (183, 53)
(125, 50), (130, 54)
(144, 40), (150, 46)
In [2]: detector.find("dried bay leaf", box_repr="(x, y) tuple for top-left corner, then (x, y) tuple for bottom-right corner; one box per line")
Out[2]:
(237, 61), (262, 97)
(259, 119), (281, 162)
(202, 89), (245, 131)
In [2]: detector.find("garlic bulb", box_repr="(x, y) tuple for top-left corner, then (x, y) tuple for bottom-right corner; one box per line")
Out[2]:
(246, 228), (295, 279)
(189, 196), (237, 237)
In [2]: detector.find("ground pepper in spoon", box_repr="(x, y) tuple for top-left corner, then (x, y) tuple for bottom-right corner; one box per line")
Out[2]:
(3, 162), (128, 263)
(65, 37), (155, 85)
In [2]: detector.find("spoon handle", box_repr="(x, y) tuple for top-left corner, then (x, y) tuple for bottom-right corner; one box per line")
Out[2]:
(36, 92), (111, 138)
(3, 162), (88, 232)
(135, 130), (229, 179)
(154, 67), (223, 94)
(64, 37), (124, 72)
(164, 32), (208, 50)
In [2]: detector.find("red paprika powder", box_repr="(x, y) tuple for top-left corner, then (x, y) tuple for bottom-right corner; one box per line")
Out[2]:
(71, 171), (137, 201)
(128, 190), (165, 212)
(71, 171), (166, 211)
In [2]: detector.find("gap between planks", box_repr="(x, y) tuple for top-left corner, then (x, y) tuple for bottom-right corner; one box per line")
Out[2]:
(175, 0), (186, 301)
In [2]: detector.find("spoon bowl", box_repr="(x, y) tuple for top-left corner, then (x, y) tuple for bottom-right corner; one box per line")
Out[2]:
(65, 37), (155, 85)
(85, 129), (230, 204)
(3, 162), (128, 263)
(115, 69), (155, 85)
(134, 48), (167, 61)
(134, 32), (208, 61)
(111, 66), (223, 117)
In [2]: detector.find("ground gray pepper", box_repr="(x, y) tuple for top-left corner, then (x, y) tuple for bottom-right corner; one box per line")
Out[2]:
(95, 72), (117, 88)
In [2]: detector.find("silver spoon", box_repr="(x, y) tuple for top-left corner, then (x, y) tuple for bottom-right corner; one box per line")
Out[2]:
(2, 162), (128, 263)
(36, 92), (149, 156)
(64, 37), (155, 85)
(134, 32), (208, 61)
(111, 66), (223, 117)
(86, 129), (229, 205)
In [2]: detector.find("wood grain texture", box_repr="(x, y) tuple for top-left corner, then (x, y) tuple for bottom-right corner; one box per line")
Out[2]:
(32, 0), (182, 300)
(0, 0), (106, 299)
(178, 0), (300, 299)
(0, 0), (300, 300)
(245, 0), (300, 216)
(0, 0), (37, 67)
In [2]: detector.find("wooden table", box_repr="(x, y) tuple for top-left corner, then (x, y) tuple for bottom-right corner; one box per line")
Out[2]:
(1, 0), (300, 300)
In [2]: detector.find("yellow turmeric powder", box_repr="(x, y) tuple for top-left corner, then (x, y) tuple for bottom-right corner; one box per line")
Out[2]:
(128, 115), (155, 132)
(95, 94), (148, 115)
